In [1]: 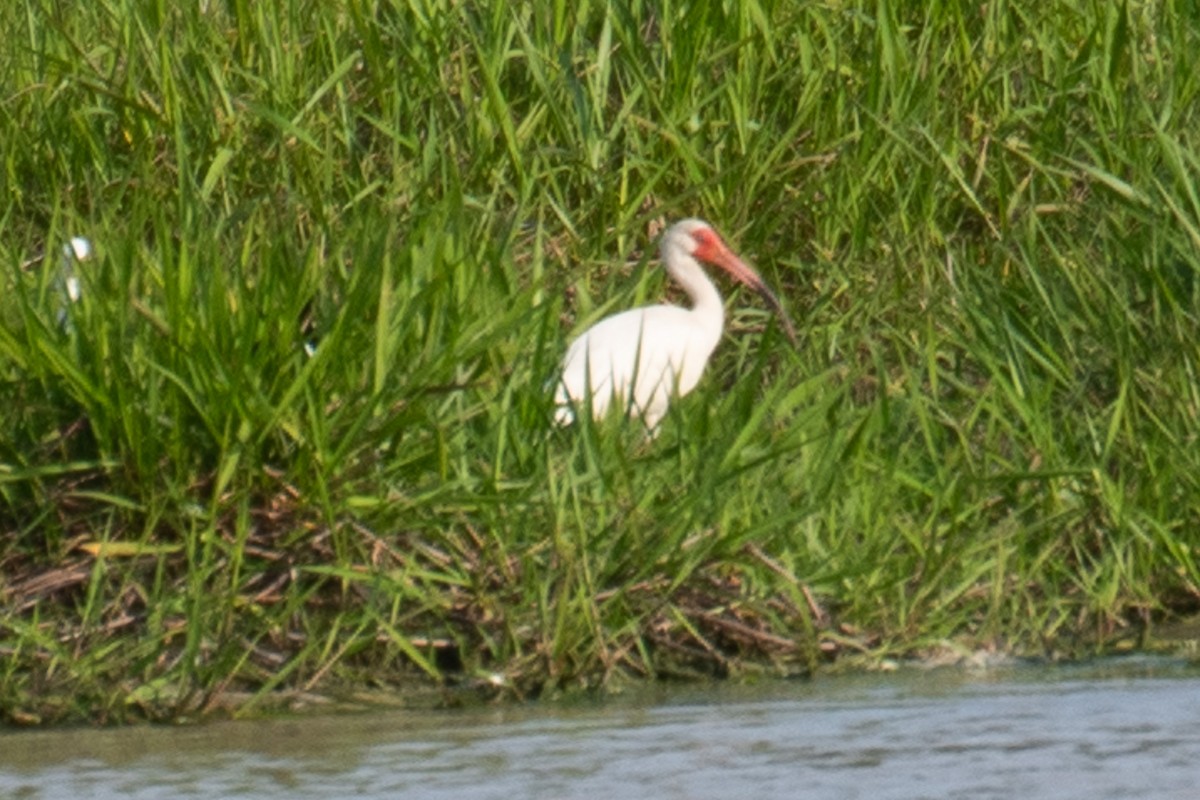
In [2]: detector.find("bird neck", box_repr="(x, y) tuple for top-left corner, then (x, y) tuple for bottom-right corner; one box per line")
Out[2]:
(666, 252), (725, 332)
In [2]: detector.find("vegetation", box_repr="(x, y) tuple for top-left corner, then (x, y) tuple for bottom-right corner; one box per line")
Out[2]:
(2, 0), (1199, 725)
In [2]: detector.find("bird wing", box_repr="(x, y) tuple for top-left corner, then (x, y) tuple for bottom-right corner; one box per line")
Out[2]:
(555, 306), (714, 423)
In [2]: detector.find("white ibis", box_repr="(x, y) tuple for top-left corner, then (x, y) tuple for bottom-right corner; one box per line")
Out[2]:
(554, 218), (797, 430)
(57, 236), (92, 328)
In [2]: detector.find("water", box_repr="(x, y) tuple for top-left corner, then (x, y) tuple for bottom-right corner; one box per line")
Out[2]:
(2, 657), (1198, 799)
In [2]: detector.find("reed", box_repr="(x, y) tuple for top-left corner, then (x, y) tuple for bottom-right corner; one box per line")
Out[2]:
(2, 0), (1198, 724)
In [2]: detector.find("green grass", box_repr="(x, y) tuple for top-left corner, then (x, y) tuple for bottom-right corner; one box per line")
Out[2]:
(2, 0), (1199, 724)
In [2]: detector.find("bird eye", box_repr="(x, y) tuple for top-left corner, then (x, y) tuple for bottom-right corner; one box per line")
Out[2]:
(690, 227), (722, 259)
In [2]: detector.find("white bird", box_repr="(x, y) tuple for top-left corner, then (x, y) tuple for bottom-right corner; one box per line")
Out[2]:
(554, 219), (797, 430)
(57, 236), (92, 328)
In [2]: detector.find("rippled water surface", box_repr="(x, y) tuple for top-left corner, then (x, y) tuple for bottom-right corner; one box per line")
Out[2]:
(3, 657), (1198, 799)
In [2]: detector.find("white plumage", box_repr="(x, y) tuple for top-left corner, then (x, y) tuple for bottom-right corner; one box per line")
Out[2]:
(554, 219), (796, 430)
(56, 236), (92, 329)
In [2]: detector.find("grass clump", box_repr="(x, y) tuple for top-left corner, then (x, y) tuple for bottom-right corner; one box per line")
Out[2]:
(2, 0), (1199, 724)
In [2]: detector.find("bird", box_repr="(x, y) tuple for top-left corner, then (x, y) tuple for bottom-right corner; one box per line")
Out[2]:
(57, 236), (92, 329)
(554, 218), (797, 430)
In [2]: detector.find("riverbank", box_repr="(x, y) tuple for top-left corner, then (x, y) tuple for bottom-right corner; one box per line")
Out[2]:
(2, 1), (1198, 725)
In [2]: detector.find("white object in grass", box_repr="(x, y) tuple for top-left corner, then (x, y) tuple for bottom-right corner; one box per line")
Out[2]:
(554, 219), (797, 430)
(61, 236), (92, 303)
(56, 236), (92, 329)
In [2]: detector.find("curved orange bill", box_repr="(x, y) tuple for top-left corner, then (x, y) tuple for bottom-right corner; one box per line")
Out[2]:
(696, 234), (799, 346)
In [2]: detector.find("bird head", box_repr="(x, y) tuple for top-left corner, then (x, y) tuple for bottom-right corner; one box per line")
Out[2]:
(661, 219), (799, 346)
